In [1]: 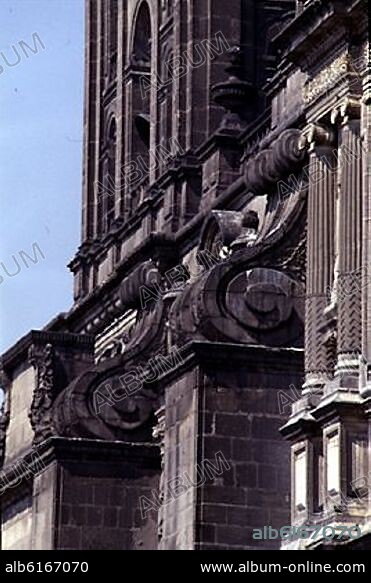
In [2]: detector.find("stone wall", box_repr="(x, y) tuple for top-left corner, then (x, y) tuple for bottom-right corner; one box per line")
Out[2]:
(55, 455), (160, 550)
(161, 346), (303, 550)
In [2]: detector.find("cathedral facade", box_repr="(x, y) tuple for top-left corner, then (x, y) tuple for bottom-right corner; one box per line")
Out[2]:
(0, 0), (369, 550)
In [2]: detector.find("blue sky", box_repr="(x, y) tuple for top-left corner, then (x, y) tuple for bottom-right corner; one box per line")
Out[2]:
(0, 0), (84, 353)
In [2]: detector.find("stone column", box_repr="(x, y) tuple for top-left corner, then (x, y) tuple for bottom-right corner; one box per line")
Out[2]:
(360, 70), (371, 401)
(332, 99), (362, 384)
(299, 124), (336, 395)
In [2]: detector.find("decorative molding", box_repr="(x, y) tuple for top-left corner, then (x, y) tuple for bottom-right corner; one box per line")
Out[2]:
(302, 53), (351, 104)
(1, 330), (94, 373)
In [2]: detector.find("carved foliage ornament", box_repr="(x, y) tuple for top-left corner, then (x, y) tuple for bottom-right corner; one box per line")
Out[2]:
(302, 53), (359, 104)
(0, 399), (9, 467)
(28, 343), (56, 444)
(0, 366), (10, 466)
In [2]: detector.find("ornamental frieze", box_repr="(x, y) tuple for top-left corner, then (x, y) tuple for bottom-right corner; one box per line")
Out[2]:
(302, 52), (353, 104)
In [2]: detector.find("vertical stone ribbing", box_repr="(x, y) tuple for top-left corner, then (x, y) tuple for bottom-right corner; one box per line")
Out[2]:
(173, 0), (188, 152)
(335, 100), (362, 372)
(301, 125), (336, 392)
(82, 0), (99, 242)
(93, 0), (104, 238)
(307, 150), (335, 295)
(116, 2), (127, 218)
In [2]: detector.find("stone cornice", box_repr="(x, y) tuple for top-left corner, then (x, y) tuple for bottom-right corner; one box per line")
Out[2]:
(66, 233), (179, 333)
(0, 331), (94, 376)
(310, 391), (363, 425)
(280, 412), (318, 442)
(196, 128), (244, 163)
(155, 341), (304, 388)
(0, 438), (160, 495)
(272, 0), (350, 64)
(69, 155), (201, 273)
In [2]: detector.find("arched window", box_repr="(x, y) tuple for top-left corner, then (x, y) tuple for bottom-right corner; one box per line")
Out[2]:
(98, 118), (116, 235)
(127, 1), (152, 212)
(132, 1), (151, 65)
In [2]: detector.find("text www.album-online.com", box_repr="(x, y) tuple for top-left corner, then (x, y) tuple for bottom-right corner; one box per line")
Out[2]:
(200, 561), (366, 574)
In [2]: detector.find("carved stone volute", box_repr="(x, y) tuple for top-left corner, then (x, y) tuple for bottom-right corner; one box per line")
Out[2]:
(245, 128), (307, 193)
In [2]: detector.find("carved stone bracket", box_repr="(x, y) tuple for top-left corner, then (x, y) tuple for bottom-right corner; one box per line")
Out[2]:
(331, 97), (361, 125)
(51, 359), (159, 441)
(298, 123), (335, 152)
(169, 258), (304, 348)
(50, 301), (169, 441)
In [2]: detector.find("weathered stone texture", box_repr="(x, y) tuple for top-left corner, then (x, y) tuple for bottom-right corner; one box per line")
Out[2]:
(0, 0), (368, 551)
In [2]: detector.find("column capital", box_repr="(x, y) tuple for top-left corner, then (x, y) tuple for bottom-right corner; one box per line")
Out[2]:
(298, 123), (335, 152)
(331, 98), (361, 125)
